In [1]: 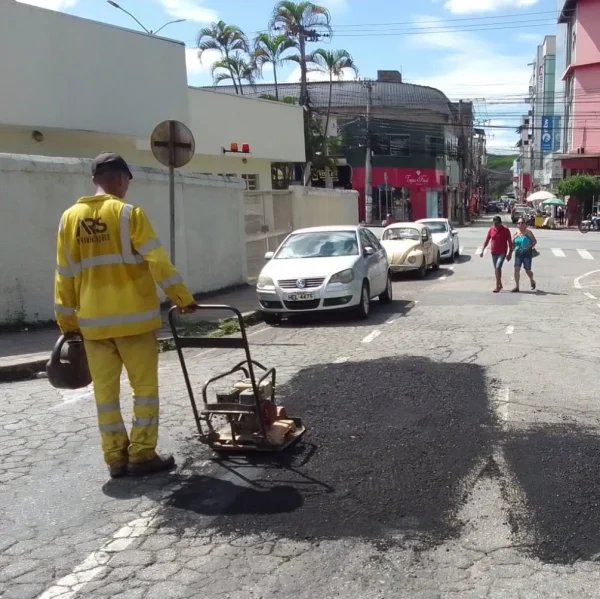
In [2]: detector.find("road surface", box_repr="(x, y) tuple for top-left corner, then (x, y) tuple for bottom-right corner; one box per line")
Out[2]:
(3, 217), (600, 599)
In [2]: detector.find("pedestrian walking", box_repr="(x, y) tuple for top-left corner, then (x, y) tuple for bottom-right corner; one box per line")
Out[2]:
(480, 215), (513, 293)
(512, 218), (537, 292)
(54, 152), (196, 479)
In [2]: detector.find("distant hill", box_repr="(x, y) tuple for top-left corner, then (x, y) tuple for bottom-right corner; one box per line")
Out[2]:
(486, 154), (518, 198)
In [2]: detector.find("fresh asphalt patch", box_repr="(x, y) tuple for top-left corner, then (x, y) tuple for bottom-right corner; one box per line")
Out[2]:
(502, 424), (600, 565)
(167, 356), (496, 549)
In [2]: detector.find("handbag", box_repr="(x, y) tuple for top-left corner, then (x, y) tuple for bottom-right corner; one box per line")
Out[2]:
(532, 248), (540, 258)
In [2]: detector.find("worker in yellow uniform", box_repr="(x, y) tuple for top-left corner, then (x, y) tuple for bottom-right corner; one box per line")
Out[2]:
(54, 152), (196, 479)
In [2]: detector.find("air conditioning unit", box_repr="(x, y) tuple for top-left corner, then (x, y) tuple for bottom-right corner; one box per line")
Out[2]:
(577, 147), (585, 154)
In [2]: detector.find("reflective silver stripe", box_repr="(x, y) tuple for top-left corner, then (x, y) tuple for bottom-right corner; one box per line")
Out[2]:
(158, 273), (184, 291)
(132, 416), (159, 427)
(134, 396), (159, 407)
(136, 238), (162, 256)
(120, 204), (140, 264)
(78, 307), (161, 328)
(99, 421), (126, 433)
(81, 254), (127, 268)
(54, 304), (75, 316)
(59, 215), (80, 275)
(56, 264), (74, 278)
(97, 400), (121, 413)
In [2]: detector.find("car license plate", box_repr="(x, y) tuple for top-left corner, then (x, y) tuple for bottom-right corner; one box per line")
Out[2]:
(288, 292), (314, 301)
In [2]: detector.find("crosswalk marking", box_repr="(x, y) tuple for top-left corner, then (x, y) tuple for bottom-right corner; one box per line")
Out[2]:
(454, 247), (597, 260)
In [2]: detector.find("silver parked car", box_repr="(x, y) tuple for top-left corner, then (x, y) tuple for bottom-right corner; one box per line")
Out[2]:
(256, 225), (393, 324)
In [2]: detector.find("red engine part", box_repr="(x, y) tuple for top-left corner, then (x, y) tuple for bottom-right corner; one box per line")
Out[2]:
(260, 400), (278, 426)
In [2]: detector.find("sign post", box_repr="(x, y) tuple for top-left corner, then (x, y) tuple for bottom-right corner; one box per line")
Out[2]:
(150, 120), (195, 265)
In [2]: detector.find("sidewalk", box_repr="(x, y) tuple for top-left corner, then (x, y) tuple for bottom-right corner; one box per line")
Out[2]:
(0, 284), (260, 382)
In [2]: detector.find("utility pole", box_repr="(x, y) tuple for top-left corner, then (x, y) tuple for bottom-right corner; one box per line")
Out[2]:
(458, 100), (465, 226)
(365, 80), (374, 224)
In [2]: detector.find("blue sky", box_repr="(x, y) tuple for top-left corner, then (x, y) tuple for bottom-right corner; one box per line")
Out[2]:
(20, 0), (561, 152)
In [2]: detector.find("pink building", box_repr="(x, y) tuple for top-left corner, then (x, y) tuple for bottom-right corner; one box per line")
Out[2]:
(559, 0), (600, 176)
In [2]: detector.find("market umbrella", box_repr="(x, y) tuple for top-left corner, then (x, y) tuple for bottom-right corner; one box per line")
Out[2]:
(542, 197), (565, 206)
(526, 190), (556, 202)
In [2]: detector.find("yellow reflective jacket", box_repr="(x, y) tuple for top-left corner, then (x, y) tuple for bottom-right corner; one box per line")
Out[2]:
(54, 194), (194, 340)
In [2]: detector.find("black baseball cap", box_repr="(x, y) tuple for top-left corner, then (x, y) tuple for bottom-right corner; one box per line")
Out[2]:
(91, 152), (133, 180)
(492, 215), (502, 224)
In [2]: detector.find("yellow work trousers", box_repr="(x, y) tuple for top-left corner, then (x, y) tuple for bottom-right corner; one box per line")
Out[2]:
(84, 331), (160, 467)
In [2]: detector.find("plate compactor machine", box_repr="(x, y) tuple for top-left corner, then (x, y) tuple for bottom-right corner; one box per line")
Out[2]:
(168, 305), (306, 452)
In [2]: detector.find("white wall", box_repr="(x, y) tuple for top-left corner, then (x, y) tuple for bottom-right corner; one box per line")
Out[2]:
(0, 1), (188, 137)
(0, 154), (246, 324)
(187, 89), (305, 163)
(291, 187), (359, 229)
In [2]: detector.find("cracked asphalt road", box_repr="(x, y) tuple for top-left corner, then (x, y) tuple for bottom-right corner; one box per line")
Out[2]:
(3, 222), (600, 599)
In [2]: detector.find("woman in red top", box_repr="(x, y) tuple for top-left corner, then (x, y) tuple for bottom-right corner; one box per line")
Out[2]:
(480, 216), (513, 292)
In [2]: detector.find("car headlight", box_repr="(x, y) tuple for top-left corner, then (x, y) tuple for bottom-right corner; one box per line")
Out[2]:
(257, 274), (275, 290)
(329, 268), (354, 285)
(408, 256), (416, 264)
(440, 236), (450, 245)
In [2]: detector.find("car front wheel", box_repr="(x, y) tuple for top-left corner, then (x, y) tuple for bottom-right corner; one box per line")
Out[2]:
(355, 281), (370, 319)
(417, 258), (427, 279)
(379, 272), (393, 304)
(432, 252), (440, 270)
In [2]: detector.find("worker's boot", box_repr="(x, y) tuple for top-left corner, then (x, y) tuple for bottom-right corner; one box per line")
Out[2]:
(108, 464), (128, 479)
(127, 454), (175, 477)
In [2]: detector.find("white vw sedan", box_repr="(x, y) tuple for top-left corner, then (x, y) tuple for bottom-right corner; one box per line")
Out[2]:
(256, 225), (393, 324)
(417, 218), (460, 262)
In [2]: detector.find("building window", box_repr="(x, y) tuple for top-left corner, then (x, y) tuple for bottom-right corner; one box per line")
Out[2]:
(427, 136), (445, 157)
(218, 173), (237, 178)
(242, 174), (259, 190)
(372, 134), (410, 157)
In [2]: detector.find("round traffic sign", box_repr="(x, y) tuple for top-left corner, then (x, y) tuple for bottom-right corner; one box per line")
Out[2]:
(150, 120), (195, 168)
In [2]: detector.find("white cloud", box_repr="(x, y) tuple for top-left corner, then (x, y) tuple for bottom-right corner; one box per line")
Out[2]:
(286, 65), (358, 83)
(444, 0), (539, 14)
(158, 0), (218, 23)
(185, 47), (219, 81)
(408, 16), (530, 151)
(319, 0), (349, 13)
(16, 0), (76, 9)
(409, 16), (531, 98)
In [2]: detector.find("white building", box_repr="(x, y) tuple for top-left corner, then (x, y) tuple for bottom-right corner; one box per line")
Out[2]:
(0, 0), (305, 190)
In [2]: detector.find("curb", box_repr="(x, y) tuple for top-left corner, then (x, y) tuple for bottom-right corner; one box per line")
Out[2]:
(0, 310), (263, 384)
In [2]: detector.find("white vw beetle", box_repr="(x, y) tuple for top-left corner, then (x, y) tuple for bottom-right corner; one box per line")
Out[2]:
(380, 222), (440, 278)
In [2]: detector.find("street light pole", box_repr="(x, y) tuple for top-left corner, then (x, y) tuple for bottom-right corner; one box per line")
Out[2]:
(106, 1), (185, 35)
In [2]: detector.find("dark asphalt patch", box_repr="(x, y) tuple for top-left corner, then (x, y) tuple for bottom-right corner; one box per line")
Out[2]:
(503, 424), (600, 564)
(167, 356), (496, 548)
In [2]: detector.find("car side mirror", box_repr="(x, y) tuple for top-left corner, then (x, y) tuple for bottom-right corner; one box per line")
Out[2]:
(363, 246), (375, 256)
(264, 251), (274, 260)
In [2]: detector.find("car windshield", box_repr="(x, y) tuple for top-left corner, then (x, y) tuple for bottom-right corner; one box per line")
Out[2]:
(422, 222), (448, 234)
(275, 231), (359, 259)
(382, 227), (421, 241)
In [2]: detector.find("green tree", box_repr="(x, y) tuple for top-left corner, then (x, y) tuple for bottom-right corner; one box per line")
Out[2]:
(269, 1), (332, 107)
(253, 33), (298, 100)
(558, 175), (600, 214)
(211, 53), (255, 92)
(197, 21), (249, 95)
(307, 48), (358, 187)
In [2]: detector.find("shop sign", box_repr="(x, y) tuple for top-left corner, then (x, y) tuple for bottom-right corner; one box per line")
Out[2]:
(404, 170), (431, 185)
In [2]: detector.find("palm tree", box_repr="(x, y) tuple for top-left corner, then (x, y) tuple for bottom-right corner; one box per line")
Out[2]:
(308, 48), (358, 187)
(269, 1), (331, 107)
(197, 21), (249, 95)
(211, 53), (255, 93)
(253, 33), (297, 100)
